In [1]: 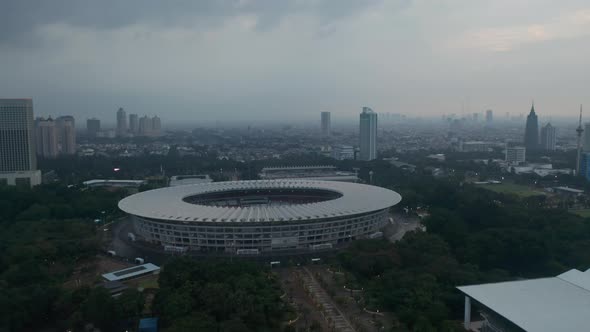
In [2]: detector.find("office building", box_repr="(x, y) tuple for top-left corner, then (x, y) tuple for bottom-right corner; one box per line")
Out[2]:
(35, 117), (59, 158)
(129, 113), (139, 135)
(540, 123), (556, 151)
(580, 153), (590, 182)
(87, 118), (101, 138)
(359, 107), (378, 161)
(485, 109), (493, 126)
(505, 146), (526, 165)
(116, 107), (127, 137)
(56, 115), (76, 155)
(321, 111), (331, 136)
(524, 103), (539, 150)
(332, 145), (355, 160)
(0, 99), (41, 187)
(459, 268), (590, 331)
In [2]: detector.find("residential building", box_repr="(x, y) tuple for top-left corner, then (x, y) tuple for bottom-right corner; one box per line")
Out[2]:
(359, 107), (377, 161)
(87, 118), (101, 138)
(485, 109), (493, 126)
(139, 115), (153, 136)
(540, 123), (556, 151)
(524, 103), (539, 150)
(116, 107), (127, 137)
(35, 117), (59, 158)
(0, 99), (41, 187)
(56, 115), (76, 155)
(332, 145), (355, 160)
(152, 116), (161, 136)
(505, 146), (526, 165)
(321, 111), (331, 136)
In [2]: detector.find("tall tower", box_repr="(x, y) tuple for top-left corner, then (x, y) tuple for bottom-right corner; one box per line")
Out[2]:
(116, 107), (127, 137)
(524, 102), (539, 151)
(321, 111), (331, 136)
(0, 99), (41, 186)
(359, 107), (378, 161)
(485, 110), (493, 126)
(576, 105), (584, 176)
(540, 123), (556, 151)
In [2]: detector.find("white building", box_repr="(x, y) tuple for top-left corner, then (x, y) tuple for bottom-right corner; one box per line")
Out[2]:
(359, 107), (377, 161)
(505, 146), (526, 165)
(332, 145), (355, 160)
(0, 99), (42, 187)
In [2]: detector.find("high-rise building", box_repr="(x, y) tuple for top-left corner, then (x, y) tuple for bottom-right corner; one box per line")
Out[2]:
(35, 117), (59, 158)
(139, 115), (152, 136)
(524, 103), (539, 151)
(506, 146), (526, 165)
(0, 99), (41, 187)
(86, 118), (101, 138)
(359, 107), (378, 161)
(56, 115), (76, 155)
(540, 123), (556, 151)
(580, 152), (590, 181)
(332, 145), (355, 160)
(321, 112), (331, 136)
(486, 110), (493, 125)
(116, 107), (127, 137)
(129, 113), (139, 135)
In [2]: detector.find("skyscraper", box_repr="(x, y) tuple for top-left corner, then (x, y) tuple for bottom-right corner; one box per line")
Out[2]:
(86, 118), (101, 138)
(129, 113), (139, 135)
(540, 123), (556, 151)
(321, 111), (331, 136)
(0, 99), (41, 186)
(35, 117), (59, 158)
(524, 103), (539, 151)
(359, 107), (377, 161)
(56, 115), (76, 155)
(485, 110), (493, 126)
(116, 107), (127, 137)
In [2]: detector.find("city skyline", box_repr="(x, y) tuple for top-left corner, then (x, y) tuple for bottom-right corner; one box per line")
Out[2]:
(1, 1), (589, 122)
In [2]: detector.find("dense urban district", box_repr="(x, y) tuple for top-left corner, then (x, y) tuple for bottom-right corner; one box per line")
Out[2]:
(2, 100), (590, 332)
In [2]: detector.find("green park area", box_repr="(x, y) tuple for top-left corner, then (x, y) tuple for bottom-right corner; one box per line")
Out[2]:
(478, 182), (546, 197)
(571, 209), (590, 218)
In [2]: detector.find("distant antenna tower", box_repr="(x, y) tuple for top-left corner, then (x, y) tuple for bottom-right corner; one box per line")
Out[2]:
(576, 105), (584, 176)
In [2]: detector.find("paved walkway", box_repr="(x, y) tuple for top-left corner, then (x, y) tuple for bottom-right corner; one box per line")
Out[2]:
(300, 267), (356, 332)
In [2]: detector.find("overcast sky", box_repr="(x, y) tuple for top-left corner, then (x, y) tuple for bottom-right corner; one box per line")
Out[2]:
(1, 0), (589, 124)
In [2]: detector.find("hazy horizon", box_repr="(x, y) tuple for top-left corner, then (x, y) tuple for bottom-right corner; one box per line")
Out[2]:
(2, 1), (589, 122)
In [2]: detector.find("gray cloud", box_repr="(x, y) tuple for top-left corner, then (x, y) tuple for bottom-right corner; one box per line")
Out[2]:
(1, 0), (390, 45)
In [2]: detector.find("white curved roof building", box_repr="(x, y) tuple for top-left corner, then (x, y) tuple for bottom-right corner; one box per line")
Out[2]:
(119, 180), (402, 254)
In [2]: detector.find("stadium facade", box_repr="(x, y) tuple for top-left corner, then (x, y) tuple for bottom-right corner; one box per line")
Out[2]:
(119, 180), (402, 254)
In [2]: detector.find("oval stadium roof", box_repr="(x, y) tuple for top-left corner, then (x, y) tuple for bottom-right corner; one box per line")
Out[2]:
(118, 180), (402, 223)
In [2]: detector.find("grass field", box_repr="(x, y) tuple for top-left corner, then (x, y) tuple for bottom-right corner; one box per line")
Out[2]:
(478, 183), (546, 197)
(571, 209), (590, 218)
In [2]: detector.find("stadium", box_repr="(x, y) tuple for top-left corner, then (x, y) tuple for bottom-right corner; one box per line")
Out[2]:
(118, 180), (402, 255)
